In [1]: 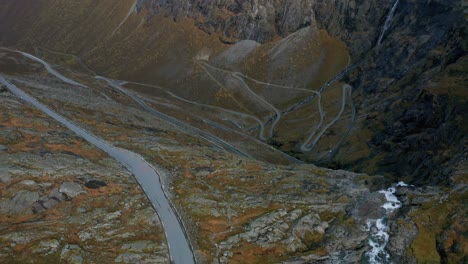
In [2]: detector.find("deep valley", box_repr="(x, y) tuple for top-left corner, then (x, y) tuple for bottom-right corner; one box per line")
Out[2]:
(0, 1), (466, 263)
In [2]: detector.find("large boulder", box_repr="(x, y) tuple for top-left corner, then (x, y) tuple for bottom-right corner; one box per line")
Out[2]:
(0, 191), (40, 215)
(59, 182), (85, 199)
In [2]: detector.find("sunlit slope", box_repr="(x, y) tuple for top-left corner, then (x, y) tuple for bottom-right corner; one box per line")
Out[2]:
(0, 0), (228, 83)
(0, 1), (355, 164)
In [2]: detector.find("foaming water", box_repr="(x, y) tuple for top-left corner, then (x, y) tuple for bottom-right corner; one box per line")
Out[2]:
(366, 182), (410, 263)
(377, 0), (400, 45)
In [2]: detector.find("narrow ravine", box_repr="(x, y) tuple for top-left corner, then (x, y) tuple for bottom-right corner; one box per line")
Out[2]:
(366, 182), (410, 263)
(0, 75), (195, 263)
(110, 0), (137, 36)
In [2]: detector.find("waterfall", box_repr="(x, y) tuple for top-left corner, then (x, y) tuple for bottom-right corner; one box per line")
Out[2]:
(365, 181), (410, 263)
(377, 0), (400, 45)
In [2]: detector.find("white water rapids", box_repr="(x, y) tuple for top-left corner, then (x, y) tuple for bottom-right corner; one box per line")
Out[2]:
(365, 181), (410, 263)
(377, 0), (400, 45)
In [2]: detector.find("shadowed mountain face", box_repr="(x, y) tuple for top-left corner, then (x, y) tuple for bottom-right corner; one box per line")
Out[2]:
(1, 0), (467, 186)
(0, 1), (467, 263)
(2, 0), (465, 184)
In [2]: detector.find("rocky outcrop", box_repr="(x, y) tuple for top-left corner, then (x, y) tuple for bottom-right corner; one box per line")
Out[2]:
(0, 2), (465, 263)
(1, 0), (463, 185)
(0, 191), (40, 215)
(341, 0), (467, 184)
(0, 86), (169, 263)
(129, 0), (467, 184)
(32, 188), (66, 214)
(385, 184), (467, 263)
(141, 0), (316, 43)
(59, 182), (86, 199)
(137, 0), (400, 47)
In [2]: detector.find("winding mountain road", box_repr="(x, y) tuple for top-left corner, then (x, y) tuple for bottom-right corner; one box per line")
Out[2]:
(96, 76), (250, 158)
(199, 61), (284, 139)
(301, 84), (352, 152)
(231, 72), (282, 139)
(35, 47), (96, 75)
(2, 50), (196, 263)
(300, 93), (325, 151)
(165, 91), (268, 140)
(199, 61), (348, 151)
(17, 51), (86, 88)
(197, 64), (252, 113)
(117, 80), (303, 163)
(236, 75), (326, 143)
(119, 79), (267, 140)
(0, 76), (195, 264)
(196, 64), (269, 140)
(328, 86), (356, 160)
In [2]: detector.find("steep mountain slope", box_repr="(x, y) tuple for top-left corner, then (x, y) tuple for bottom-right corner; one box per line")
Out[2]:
(1, 0), (465, 184)
(0, 0), (466, 263)
(314, 0), (467, 183)
(1, 48), (464, 263)
(0, 51), (169, 263)
(0, 49), (383, 263)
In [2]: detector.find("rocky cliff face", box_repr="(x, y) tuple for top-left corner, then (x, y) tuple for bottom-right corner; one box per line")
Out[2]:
(337, 0), (466, 184)
(141, 0), (317, 43)
(0, 0), (466, 263)
(138, 0), (392, 46)
(136, 0), (467, 184)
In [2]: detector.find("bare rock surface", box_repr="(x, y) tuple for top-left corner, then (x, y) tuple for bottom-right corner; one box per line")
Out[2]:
(59, 182), (85, 199)
(0, 190), (39, 215)
(0, 88), (169, 263)
(0, 36), (464, 264)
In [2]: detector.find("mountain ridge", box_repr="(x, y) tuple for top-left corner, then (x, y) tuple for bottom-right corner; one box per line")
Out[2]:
(0, 1), (466, 262)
